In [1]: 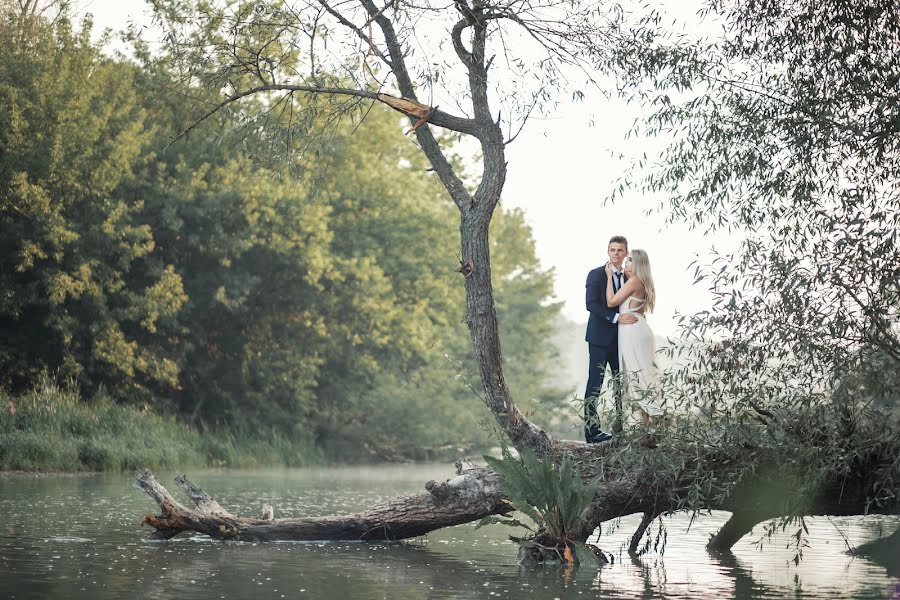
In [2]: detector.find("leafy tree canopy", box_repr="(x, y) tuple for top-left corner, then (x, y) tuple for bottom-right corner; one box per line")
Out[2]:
(0, 5), (565, 460)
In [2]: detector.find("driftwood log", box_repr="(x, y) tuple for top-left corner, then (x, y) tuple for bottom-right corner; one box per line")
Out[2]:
(137, 460), (510, 542)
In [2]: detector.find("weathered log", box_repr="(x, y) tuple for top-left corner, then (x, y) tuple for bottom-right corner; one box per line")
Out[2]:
(136, 461), (512, 542)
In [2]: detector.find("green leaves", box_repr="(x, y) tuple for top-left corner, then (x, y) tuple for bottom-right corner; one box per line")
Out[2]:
(0, 10), (183, 398)
(606, 0), (900, 526)
(0, 6), (565, 461)
(484, 445), (598, 542)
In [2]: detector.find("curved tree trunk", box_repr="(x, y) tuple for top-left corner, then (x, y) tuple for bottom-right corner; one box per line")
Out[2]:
(459, 220), (554, 454)
(852, 526), (900, 577)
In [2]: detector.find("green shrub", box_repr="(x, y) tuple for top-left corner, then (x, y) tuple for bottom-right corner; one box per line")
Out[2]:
(480, 445), (599, 563)
(77, 440), (119, 471)
(0, 380), (324, 471)
(0, 431), (78, 471)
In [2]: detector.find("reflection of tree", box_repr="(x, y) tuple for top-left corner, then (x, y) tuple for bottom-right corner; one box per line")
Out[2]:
(114, 536), (900, 599)
(854, 526), (900, 578)
(126, 539), (606, 600)
(2, 524), (897, 599)
(713, 550), (771, 599)
(618, 556), (658, 600)
(583, 545), (775, 599)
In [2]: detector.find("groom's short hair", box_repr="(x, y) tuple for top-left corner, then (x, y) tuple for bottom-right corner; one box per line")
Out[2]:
(609, 235), (628, 249)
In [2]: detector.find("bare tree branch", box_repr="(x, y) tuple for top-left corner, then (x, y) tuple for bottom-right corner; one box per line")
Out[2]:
(360, 0), (474, 210)
(166, 83), (477, 148)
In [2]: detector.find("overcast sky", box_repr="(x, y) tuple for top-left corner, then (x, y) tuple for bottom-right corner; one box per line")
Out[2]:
(76, 0), (727, 337)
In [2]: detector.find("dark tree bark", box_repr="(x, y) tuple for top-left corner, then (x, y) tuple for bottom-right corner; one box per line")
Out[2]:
(852, 526), (900, 577)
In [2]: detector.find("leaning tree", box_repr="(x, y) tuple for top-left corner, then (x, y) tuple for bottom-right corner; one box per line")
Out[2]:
(134, 0), (900, 564)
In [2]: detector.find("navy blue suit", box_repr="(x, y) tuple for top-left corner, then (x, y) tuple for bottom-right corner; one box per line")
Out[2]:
(584, 264), (624, 436)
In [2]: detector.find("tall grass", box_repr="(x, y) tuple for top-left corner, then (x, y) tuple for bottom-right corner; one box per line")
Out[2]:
(0, 378), (322, 472)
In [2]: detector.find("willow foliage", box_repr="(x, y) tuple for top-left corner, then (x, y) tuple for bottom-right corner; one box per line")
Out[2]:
(602, 0), (900, 523)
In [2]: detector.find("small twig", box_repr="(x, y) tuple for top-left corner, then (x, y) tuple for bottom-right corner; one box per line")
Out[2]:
(826, 516), (856, 556)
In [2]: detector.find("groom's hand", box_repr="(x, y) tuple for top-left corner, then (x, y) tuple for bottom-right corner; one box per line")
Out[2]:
(619, 314), (638, 325)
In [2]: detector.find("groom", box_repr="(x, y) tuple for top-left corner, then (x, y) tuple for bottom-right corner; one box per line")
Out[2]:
(583, 235), (637, 443)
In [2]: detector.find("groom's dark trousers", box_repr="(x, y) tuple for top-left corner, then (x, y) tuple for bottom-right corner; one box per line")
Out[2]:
(584, 265), (624, 437)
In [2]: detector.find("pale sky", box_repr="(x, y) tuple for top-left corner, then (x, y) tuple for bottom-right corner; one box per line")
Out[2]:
(77, 0), (726, 337)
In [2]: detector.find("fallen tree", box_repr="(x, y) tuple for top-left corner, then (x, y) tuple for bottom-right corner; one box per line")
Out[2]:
(138, 416), (900, 559)
(136, 461), (509, 542)
(135, 0), (900, 565)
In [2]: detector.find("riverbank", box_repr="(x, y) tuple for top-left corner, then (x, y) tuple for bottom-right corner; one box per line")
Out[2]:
(0, 469), (100, 477)
(0, 380), (323, 472)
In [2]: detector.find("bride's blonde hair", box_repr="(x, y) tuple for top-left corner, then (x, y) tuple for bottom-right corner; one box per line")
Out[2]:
(627, 249), (656, 313)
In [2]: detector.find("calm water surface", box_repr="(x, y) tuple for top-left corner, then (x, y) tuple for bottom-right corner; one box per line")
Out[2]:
(1, 465), (898, 599)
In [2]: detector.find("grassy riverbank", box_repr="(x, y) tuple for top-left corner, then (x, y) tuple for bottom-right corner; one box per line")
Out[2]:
(0, 380), (323, 472)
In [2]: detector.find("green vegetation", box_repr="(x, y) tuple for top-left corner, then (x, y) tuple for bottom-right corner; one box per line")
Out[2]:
(480, 445), (598, 563)
(0, 8), (564, 469)
(0, 377), (322, 471)
(592, 0), (900, 558)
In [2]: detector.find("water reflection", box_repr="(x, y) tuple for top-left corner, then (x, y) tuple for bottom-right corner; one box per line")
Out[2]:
(0, 468), (898, 599)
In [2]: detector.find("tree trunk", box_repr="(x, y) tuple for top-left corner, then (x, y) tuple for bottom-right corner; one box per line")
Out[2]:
(458, 219), (553, 454)
(851, 526), (900, 577)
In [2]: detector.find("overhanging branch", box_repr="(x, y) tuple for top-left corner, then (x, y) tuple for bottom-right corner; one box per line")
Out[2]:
(167, 84), (477, 148)
(360, 0), (473, 209)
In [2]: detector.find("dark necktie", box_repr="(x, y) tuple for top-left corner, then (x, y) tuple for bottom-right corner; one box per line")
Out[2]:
(613, 272), (622, 293)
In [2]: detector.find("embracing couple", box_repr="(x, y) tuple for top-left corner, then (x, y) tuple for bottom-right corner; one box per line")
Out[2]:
(583, 235), (663, 444)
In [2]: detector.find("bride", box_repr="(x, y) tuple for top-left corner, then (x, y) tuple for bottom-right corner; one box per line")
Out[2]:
(605, 249), (663, 425)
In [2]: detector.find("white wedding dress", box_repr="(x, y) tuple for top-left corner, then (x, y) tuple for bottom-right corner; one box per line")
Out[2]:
(618, 295), (664, 418)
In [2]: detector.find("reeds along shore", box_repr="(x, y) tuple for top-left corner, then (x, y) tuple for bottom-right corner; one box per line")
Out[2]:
(0, 379), (323, 472)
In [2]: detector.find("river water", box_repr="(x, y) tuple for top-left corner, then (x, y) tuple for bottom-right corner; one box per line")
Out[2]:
(1, 465), (898, 599)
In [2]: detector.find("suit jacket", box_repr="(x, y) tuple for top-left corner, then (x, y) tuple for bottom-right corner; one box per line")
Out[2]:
(584, 264), (621, 347)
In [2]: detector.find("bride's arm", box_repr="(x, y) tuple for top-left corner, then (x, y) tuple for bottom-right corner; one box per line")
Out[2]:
(606, 272), (642, 307)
